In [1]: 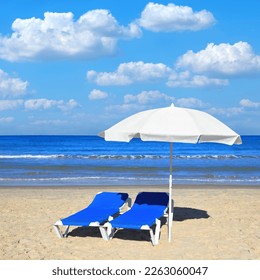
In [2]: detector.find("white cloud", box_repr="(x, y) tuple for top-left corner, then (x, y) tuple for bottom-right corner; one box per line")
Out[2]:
(208, 107), (244, 117)
(88, 61), (229, 88)
(107, 91), (208, 114)
(167, 71), (228, 87)
(106, 90), (174, 113)
(123, 91), (206, 109)
(24, 98), (62, 110)
(87, 61), (172, 85)
(240, 99), (260, 108)
(0, 10), (141, 61)
(30, 119), (67, 126)
(59, 99), (79, 111)
(124, 90), (174, 104)
(0, 99), (23, 111)
(89, 89), (108, 100)
(106, 103), (145, 114)
(24, 98), (78, 111)
(0, 69), (28, 97)
(176, 41), (260, 75)
(87, 41), (260, 88)
(0, 98), (78, 112)
(0, 117), (14, 123)
(175, 98), (207, 108)
(137, 2), (215, 32)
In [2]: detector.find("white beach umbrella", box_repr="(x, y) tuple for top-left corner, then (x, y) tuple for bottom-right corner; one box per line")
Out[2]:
(99, 104), (242, 242)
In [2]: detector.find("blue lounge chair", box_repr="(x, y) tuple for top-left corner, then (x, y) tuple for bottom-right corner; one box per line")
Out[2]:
(100, 192), (171, 246)
(53, 192), (129, 238)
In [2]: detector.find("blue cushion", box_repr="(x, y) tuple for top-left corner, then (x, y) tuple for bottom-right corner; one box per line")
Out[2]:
(110, 192), (168, 230)
(61, 192), (128, 226)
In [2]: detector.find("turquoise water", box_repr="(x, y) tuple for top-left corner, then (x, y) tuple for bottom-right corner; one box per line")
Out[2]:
(0, 135), (259, 186)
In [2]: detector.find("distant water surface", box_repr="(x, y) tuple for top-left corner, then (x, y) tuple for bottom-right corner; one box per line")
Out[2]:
(0, 135), (259, 186)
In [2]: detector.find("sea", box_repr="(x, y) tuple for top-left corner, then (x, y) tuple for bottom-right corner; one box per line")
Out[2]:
(0, 135), (259, 186)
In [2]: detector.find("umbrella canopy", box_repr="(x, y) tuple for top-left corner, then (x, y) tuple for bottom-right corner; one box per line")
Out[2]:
(100, 104), (241, 145)
(99, 104), (242, 242)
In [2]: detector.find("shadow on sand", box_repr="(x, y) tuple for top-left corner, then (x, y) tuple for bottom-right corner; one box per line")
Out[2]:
(173, 206), (210, 222)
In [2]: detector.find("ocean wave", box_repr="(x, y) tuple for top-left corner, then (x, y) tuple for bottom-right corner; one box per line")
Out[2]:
(0, 154), (165, 160)
(0, 154), (259, 160)
(0, 154), (64, 159)
(0, 176), (259, 184)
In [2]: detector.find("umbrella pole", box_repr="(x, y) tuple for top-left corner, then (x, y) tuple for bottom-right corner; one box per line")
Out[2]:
(168, 142), (173, 242)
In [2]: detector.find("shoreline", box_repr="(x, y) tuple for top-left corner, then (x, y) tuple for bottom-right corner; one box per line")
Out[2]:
(1, 183), (259, 190)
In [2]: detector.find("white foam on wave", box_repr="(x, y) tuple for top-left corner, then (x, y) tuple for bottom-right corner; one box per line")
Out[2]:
(0, 154), (258, 160)
(0, 176), (259, 184)
(0, 154), (64, 159)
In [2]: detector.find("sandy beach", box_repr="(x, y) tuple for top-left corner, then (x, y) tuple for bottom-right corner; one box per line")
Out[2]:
(0, 185), (259, 260)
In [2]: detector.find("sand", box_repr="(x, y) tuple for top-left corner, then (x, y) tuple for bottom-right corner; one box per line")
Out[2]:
(0, 185), (259, 260)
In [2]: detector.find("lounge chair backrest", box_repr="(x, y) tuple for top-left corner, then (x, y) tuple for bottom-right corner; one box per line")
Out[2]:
(88, 192), (129, 210)
(132, 192), (169, 215)
(135, 192), (168, 206)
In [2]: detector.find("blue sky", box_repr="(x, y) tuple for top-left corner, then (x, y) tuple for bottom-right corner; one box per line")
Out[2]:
(0, 0), (259, 135)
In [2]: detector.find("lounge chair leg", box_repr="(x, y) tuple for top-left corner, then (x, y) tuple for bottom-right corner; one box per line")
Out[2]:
(150, 219), (161, 246)
(99, 223), (115, 241)
(99, 226), (109, 240)
(107, 223), (116, 239)
(53, 224), (70, 238)
(53, 225), (63, 238)
(63, 226), (70, 238)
